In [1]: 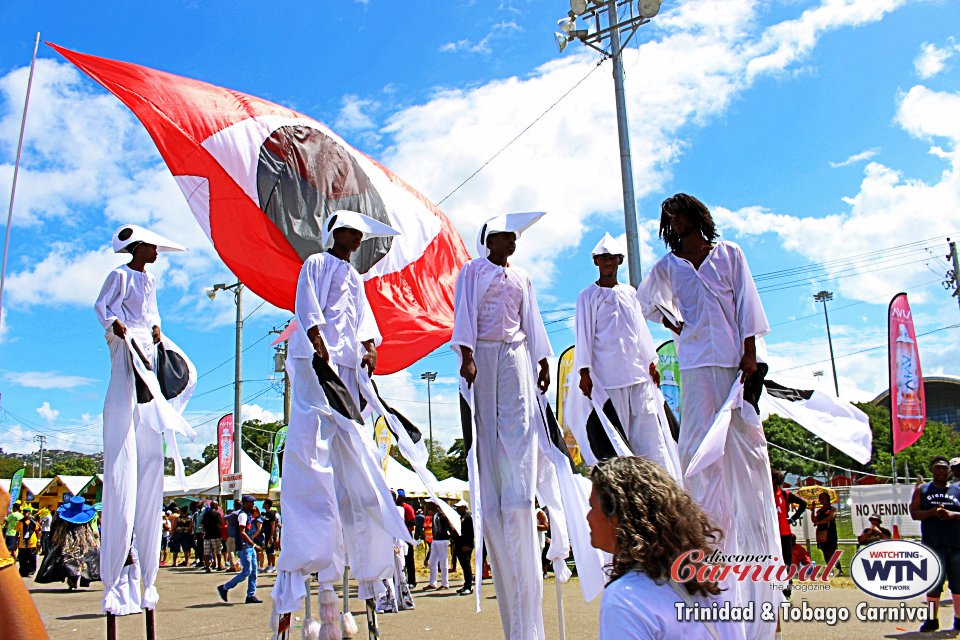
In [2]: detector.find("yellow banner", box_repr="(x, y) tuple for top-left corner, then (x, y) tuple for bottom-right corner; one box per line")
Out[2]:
(555, 346), (582, 466)
(374, 416), (393, 473)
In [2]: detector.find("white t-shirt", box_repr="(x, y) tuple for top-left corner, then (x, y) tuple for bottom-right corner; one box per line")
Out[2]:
(599, 570), (726, 640)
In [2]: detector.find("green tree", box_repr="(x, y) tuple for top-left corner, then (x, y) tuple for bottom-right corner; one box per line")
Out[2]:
(51, 456), (99, 476)
(444, 438), (468, 481)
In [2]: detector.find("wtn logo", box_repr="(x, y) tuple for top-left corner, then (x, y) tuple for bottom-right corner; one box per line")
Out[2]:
(861, 559), (927, 582)
(852, 541), (941, 600)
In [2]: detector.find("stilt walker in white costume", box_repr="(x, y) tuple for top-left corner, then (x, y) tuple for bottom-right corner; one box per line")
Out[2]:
(95, 224), (197, 616)
(453, 212), (553, 640)
(271, 210), (411, 640)
(572, 233), (682, 480)
(637, 194), (780, 640)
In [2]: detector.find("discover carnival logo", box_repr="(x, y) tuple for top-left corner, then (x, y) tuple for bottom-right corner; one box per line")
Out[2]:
(850, 540), (942, 600)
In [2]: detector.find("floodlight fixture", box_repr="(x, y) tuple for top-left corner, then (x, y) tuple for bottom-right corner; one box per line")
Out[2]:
(555, 32), (570, 53)
(558, 16), (575, 33)
(638, 0), (662, 19)
(570, 0), (588, 15)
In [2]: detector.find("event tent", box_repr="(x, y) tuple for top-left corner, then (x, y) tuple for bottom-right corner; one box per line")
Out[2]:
(163, 450), (272, 498)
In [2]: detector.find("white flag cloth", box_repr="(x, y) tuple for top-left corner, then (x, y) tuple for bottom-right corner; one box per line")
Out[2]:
(759, 381), (872, 465)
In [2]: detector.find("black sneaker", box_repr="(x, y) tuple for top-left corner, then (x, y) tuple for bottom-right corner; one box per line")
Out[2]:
(245, 596), (263, 604)
(217, 585), (228, 603)
(457, 587), (473, 596)
(919, 618), (939, 632)
(953, 617), (960, 630)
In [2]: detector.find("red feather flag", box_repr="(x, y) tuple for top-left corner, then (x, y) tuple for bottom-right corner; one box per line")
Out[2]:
(50, 43), (470, 374)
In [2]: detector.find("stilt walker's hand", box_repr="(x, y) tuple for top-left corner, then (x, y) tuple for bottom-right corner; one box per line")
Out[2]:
(308, 326), (329, 361)
(537, 358), (550, 394)
(739, 352), (757, 384)
(649, 362), (661, 386)
(460, 355), (477, 388)
(112, 319), (127, 339)
(578, 369), (593, 399)
(361, 340), (377, 377)
(152, 325), (161, 344)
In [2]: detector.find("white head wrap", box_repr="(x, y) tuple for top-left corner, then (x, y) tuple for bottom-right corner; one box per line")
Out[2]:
(321, 209), (400, 248)
(112, 224), (186, 254)
(591, 232), (625, 257)
(476, 211), (546, 257)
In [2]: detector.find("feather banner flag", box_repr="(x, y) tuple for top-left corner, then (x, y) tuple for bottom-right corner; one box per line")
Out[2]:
(888, 293), (926, 454)
(50, 43), (471, 374)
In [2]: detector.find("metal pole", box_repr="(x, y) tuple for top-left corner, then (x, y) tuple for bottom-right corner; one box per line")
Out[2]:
(0, 33), (40, 329)
(283, 353), (291, 426)
(820, 299), (840, 398)
(949, 239), (959, 312)
(426, 377), (433, 461)
(36, 435), (46, 478)
(607, 2), (642, 287)
(234, 284), (243, 503)
(555, 579), (567, 640)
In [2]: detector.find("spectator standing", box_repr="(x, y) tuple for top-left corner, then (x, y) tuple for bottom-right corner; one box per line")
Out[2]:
(261, 499), (281, 573)
(17, 506), (40, 577)
(4, 503), (23, 558)
(191, 502), (206, 567)
(811, 492), (840, 575)
(772, 469), (805, 597)
(252, 506), (266, 568)
(224, 503), (241, 572)
(38, 509), (52, 557)
(454, 500), (474, 596)
(217, 495), (262, 604)
(202, 503), (225, 572)
(910, 456), (960, 632)
(171, 506), (193, 567)
(425, 504), (450, 590)
(396, 490), (417, 588)
(160, 512), (171, 566)
(856, 515), (891, 546)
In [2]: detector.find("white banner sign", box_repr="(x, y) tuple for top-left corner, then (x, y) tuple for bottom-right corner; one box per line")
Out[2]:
(850, 484), (921, 538)
(221, 472), (243, 492)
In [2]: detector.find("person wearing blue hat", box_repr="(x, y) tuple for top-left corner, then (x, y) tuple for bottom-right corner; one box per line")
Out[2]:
(36, 496), (100, 590)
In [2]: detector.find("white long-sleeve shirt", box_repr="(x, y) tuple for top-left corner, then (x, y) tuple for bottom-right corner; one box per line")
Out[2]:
(574, 282), (655, 390)
(637, 242), (769, 371)
(290, 251), (381, 367)
(476, 261), (525, 343)
(94, 265), (160, 330)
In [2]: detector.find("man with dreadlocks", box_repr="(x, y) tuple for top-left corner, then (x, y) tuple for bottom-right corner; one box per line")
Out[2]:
(637, 193), (780, 640)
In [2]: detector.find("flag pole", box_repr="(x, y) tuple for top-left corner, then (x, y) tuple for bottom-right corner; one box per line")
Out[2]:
(0, 32), (40, 330)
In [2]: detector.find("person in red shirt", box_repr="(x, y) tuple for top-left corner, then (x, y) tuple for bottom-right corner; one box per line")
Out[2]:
(790, 535), (812, 567)
(772, 469), (806, 597)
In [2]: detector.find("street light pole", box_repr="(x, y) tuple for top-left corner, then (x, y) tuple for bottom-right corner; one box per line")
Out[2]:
(420, 371), (437, 461)
(814, 291), (840, 398)
(34, 434), (46, 478)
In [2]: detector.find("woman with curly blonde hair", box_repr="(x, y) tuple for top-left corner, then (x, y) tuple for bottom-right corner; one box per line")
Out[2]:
(588, 456), (740, 640)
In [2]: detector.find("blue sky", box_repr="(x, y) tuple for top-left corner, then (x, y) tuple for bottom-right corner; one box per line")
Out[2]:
(1, 0), (959, 461)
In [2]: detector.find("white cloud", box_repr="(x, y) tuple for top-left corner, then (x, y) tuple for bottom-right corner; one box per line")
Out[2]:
(4, 371), (97, 389)
(914, 40), (957, 79)
(35, 401), (59, 422)
(440, 21), (522, 54)
(829, 148), (879, 168)
(241, 403), (283, 425)
(335, 94), (379, 131)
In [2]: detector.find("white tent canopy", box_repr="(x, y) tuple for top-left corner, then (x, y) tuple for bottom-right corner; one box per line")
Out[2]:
(164, 450), (272, 498)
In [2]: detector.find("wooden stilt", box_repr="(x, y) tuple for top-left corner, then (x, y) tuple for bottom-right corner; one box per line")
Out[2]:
(106, 613), (117, 640)
(145, 609), (156, 640)
(365, 598), (379, 640)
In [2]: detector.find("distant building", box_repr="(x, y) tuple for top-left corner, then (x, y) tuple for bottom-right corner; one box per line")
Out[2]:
(872, 375), (960, 428)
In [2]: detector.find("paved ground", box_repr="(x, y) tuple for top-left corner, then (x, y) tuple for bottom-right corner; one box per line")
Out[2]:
(28, 567), (960, 639)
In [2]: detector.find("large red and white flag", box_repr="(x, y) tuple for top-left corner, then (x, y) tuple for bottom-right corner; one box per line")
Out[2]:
(51, 44), (470, 373)
(888, 293), (926, 454)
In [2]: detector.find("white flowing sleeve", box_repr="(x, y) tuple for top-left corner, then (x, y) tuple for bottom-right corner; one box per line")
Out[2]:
(522, 272), (553, 364)
(295, 256), (326, 334)
(94, 269), (125, 331)
(730, 243), (770, 341)
(636, 259), (682, 328)
(146, 272), (161, 329)
(450, 263), (478, 355)
(572, 288), (595, 373)
(357, 284), (382, 346)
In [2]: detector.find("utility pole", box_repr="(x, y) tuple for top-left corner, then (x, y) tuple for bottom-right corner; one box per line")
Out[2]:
(34, 434), (46, 477)
(946, 238), (959, 313)
(420, 372), (437, 461)
(270, 323), (292, 426)
(207, 282), (243, 502)
(555, 0), (662, 287)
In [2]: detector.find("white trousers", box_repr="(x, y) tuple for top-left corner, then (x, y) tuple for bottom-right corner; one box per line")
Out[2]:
(273, 358), (401, 615)
(680, 366), (779, 640)
(428, 539), (450, 587)
(607, 381), (683, 482)
(101, 328), (164, 615)
(473, 340), (545, 640)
